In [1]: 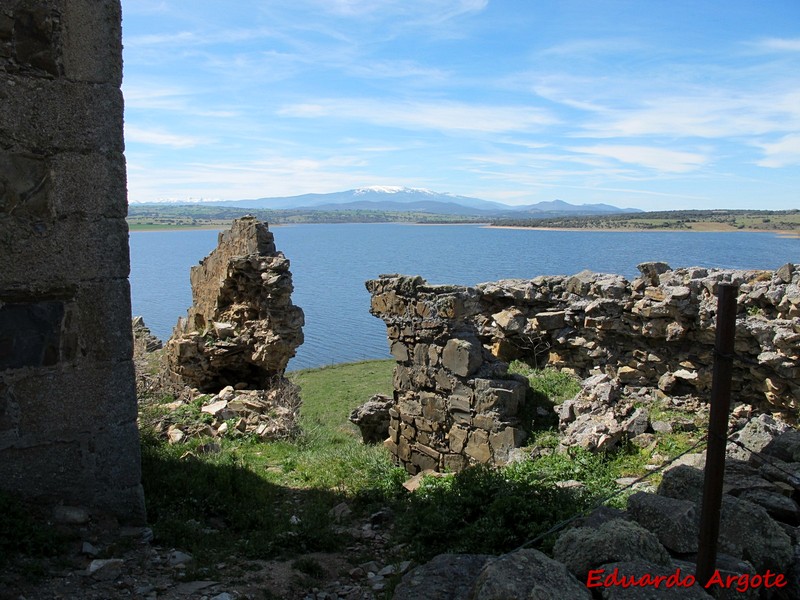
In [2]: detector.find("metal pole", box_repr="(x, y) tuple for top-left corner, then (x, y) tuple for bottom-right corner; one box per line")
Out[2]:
(696, 282), (739, 588)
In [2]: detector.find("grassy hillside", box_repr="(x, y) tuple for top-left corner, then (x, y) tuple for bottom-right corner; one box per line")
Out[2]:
(494, 209), (800, 232)
(127, 204), (483, 229)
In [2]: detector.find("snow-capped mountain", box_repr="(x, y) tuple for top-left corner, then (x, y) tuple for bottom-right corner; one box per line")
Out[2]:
(215, 187), (640, 216)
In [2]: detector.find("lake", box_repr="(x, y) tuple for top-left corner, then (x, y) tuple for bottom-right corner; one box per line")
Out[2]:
(129, 224), (798, 371)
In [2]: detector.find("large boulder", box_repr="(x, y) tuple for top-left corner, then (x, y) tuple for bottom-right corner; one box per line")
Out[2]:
(393, 554), (492, 600)
(349, 394), (394, 444)
(164, 217), (304, 391)
(554, 519), (671, 581)
(469, 548), (591, 600)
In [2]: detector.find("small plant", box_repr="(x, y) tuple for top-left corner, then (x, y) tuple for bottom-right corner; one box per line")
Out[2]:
(292, 556), (325, 579)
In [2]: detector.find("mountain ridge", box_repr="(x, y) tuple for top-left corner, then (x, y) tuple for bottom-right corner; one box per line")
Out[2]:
(211, 186), (641, 216)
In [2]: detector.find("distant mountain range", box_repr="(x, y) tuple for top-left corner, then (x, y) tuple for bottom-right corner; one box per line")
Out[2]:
(213, 186), (641, 217)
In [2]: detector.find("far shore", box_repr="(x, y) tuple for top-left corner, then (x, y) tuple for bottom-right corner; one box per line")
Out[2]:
(484, 224), (800, 236)
(128, 221), (799, 236)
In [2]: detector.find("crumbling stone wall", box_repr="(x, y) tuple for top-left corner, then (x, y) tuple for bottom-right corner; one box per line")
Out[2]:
(165, 217), (304, 392)
(0, 0), (145, 520)
(367, 263), (799, 472)
(366, 276), (528, 474)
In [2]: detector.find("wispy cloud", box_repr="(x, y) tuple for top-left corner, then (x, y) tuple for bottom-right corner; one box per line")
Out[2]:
(752, 37), (800, 52)
(568, 145), (709, 173)
(756, 134), (800, 168)
(125, 125), (208, 148)
(278, 98), (556, 134)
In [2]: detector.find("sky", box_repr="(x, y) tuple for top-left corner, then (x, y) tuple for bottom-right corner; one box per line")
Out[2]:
(121, 0), (800, 210)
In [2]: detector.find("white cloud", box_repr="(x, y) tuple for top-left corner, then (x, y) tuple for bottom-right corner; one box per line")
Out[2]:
(278, 98), (556, 134)
(568, 145), (709, 173)
(756, 134), (800, 168)
(125, 125), (208, 148)
(308, 0), (487, 21)
(754, 38), (800, 52)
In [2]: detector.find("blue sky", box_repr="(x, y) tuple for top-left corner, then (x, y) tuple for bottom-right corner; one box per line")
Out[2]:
(122, 0), (800, 210)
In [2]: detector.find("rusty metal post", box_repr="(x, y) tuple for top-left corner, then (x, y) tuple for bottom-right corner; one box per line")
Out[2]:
(696, 282), (739, 587)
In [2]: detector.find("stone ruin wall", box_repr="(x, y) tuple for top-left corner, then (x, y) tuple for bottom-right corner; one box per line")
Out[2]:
(0, 0), (145, 521)
(367, 262), (800, 474)
(164, 216), (304, 392)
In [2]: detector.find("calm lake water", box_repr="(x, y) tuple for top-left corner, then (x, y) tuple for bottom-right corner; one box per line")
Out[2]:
(129, 224), (798, 371)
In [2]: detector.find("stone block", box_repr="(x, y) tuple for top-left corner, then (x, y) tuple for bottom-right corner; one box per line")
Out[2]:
(74, 279), (134, 363)
(411, 448), (438, 471)
(0, 74), (124, 153)
(415, 417), (434, 433)
(397, 397), (422, 417)
(490, 427), (527, 463)
(384, 438), (398, 454)
(533, 310), (566, 330)
(0, 151), (53, 220)
(62, 0), (123, 84)
(472, 413), (502, 432)
(414, 442), (441, 461)
(442, 337), (482, 377)
(397, 435), (411, 461)
(0, 440), (88, 501)
(0, 300), (64, 370)
(10, 361), (136, 438)
(465, 429), (492, 463)
(492, 308), (526, 332)
(390, 340), (409, 361)
(448, 393), (471, 413)
(448, 425), (469, 453)
(442, 453), (467, 472)
(473, 378), (525, 416)
(49, 152), (127, 219)
(0, 216), (130, 286)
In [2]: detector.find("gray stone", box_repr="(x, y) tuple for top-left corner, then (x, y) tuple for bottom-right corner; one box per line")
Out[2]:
(470, 548), (592, 599)
(627, 492), (699, 553)
(86, 558), (124, 581)
(442, 338), (482, 377)
(727, 414), (791, 461)
(393, 553), (491, 600)
(718, 495), (793, 572)
(737, 488), (800, 524)
(657, 465), (704, 502)
(164, 217), (304, 391)
(637, 262), (672, 286)
(350, 394), (394, 444)
(554, 519), (671, 581)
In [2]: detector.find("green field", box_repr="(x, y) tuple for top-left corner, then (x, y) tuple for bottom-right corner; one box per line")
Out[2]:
(2, 358), (709, 588)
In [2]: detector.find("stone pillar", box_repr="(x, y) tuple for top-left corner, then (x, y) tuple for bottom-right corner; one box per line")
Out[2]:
(0, 0), (145, 522)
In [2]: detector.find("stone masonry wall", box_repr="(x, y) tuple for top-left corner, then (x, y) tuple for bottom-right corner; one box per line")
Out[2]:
(367, 263), (799, 473)
(0, 0), (145, 521)
(366, 276), (528, 474)
(165, 217), (304, 392)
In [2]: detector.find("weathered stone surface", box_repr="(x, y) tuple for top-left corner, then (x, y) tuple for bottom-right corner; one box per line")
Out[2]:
(469, 548), (592, 600)
(393, 554), (491, 600)
(350, 394), (394, 444)
(627, 493), (699, 554)
(717, 495), (793, 572)
(165, 217), (304, 391)
(442, 338), (482, 377)
(0, 2), (143, 521)
(727, 414), (792, 461)
(553, 519), (671, 581)
(368, 264), (800, 470)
